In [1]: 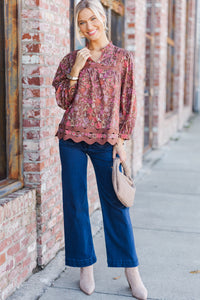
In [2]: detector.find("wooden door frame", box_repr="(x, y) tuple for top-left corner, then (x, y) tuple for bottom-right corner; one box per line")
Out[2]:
(0, 0), (23, 198)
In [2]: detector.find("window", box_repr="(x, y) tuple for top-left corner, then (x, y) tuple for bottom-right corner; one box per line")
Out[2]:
(166, 0), (175, 113)
(144, 0), (155, 152)
(184, 0), (190, 106)
(101, 0), (125, 47)
(0, 0), (23, 199)
(70, 0), (86, 50)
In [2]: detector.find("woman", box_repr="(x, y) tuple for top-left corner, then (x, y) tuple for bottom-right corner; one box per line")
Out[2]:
(52, 0), (147, 299)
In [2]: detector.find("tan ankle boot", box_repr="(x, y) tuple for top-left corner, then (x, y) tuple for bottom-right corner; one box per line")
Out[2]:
(125, 267), (148, 300)
(80, 265), (95, 295)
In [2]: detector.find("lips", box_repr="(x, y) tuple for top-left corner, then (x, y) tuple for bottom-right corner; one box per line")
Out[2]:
(88, 29), (97, 36)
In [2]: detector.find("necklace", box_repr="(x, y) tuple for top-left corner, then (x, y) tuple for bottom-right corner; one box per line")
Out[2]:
(90, 50), (102, 62)
(88, 41), (110, 62)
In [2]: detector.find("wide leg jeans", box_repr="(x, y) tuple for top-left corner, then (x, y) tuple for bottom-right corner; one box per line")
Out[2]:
(59, 138), (139, 268)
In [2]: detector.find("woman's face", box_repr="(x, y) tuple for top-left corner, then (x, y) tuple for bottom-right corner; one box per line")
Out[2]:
(78, 8), (105, 41)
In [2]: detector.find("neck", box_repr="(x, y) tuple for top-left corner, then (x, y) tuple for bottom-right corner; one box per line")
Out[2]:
(87, 33), (110, 51)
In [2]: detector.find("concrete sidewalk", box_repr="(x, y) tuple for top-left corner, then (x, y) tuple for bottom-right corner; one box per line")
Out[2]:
(8, 113), (200, 300)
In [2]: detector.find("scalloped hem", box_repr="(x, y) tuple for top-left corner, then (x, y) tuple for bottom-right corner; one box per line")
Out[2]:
(55, 124), (130, 145)
(55, 132), (120, 146)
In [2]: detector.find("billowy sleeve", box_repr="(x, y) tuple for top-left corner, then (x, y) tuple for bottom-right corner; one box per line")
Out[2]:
(52, 53), (78, 110)
(119, 51), (137, 139)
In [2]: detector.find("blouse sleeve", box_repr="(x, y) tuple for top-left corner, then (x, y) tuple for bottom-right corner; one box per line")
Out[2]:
(52, 53), (78, 110)
(119, 51), (137, 140)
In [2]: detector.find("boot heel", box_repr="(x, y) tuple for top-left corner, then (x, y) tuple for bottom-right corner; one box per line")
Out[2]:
(80, 266), (95, 296)
(124, 268), (148, 300)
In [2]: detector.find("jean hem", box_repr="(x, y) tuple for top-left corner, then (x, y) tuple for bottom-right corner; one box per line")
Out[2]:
(65, 256), (97, 267)
(107, 259), (139, 268)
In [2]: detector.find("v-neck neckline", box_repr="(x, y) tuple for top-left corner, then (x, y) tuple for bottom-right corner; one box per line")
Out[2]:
(87, 41), (113, 63)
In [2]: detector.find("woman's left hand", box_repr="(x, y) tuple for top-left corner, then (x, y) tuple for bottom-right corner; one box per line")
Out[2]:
(113, 139), (126, 163)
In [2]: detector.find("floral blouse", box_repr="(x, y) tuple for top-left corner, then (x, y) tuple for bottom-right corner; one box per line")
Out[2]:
(52, 41), (137, 145)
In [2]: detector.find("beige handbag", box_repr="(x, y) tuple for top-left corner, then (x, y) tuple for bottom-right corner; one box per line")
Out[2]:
(112, 157), (136, 207)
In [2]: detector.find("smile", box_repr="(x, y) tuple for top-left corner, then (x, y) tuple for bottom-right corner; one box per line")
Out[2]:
(88, 30), (97, 36)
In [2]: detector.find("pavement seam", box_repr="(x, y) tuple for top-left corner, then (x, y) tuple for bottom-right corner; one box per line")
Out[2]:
(133, 226), (200, 235)
(49, 285), (161, 299)
(148, 169), (200, 174)
(135, 191), (200, 196)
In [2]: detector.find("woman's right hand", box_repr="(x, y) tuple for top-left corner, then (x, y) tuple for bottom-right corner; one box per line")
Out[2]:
(71, 47), (91, 77)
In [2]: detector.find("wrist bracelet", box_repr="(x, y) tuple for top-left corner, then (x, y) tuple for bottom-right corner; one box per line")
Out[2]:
(66, 73), (79, 81)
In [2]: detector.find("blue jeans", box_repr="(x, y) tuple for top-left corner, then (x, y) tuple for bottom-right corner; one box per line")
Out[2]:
(59, 138), (139, 268)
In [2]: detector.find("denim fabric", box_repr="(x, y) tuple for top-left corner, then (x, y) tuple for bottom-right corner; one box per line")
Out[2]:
(59, 138), (139, 268)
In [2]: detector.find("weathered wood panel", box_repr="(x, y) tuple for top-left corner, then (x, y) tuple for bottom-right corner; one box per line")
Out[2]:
(0, 0), (7, 180)
(4, 0), (20, 179)
(0, 0), (23, 198)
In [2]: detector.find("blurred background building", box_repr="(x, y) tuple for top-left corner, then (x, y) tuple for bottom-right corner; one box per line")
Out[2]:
(0, 0), (199, 298)
(194, 0), (200, 112)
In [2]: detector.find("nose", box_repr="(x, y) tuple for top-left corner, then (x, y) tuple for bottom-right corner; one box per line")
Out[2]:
(86, 21), (93, 30)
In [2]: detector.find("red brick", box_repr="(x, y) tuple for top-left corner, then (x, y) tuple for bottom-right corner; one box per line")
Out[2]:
(22, 256), (31, 268)
(128, 34), (135, 39)
(22, 33), (32, 40)
(0, 237), (12, 252)
(46, 238), (55, 249)
(23, 119), (40, 127)
(25, 0), (40, 7)
(0, 253), (6, 266)
(25, 88), (40, 98)
(26, 43), (41, 53)
(56, 231), (62, 241)
(128, 23), (135, 27)
(26, 129), (40, 139)
(22, 9), (40, 19)
(7, 243), (20, 256)
(17, 267), (31, 284)
(15, 249), (28, 264)
(27, 77), (44, 86)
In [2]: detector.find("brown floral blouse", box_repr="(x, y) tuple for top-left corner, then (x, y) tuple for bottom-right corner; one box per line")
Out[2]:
(52, 41), (137, 145)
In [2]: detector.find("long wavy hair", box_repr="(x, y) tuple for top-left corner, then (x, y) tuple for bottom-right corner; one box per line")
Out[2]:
(75, 0), (108, 44)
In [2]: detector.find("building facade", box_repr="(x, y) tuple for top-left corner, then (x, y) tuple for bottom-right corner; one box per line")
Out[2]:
(0, 0), (197, 298)
(194, 0), (200, 112)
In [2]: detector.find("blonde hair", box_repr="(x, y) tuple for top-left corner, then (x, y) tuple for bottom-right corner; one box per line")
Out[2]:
(75, 0), (108, 44)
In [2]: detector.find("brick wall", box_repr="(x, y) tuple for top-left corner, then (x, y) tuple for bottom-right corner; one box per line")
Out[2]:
(21, 0), (99, 267)
(125, 0), (196, 171)
(0, 0), (197, 298)
(0, 189), (37, 300)
(157, 0), (195, 146)
(125, 0), (147, 175)
(21, 0), (70, 266)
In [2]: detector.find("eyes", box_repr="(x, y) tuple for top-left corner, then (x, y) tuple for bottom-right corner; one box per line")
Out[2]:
(79, 17), (97, 26)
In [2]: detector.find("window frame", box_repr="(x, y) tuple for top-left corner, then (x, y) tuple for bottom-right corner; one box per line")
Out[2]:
(166, 0), (175, 113)
(184, 0), (190, 106)
(0, 0), (23, 199)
